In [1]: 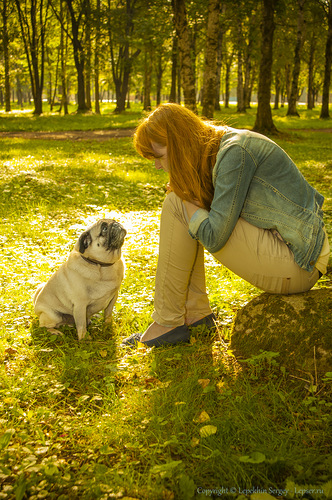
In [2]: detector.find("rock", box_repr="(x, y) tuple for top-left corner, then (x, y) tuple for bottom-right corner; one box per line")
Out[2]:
(230, 288), (332, 377)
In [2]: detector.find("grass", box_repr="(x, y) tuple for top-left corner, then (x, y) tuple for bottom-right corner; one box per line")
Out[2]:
(0, 105), (331, 500)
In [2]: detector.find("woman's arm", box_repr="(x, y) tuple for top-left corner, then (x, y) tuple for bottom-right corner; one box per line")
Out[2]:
(188, 144), (257, 253)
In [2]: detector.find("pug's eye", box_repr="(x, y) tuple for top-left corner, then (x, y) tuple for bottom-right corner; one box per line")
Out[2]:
(101, 224), (108, 236)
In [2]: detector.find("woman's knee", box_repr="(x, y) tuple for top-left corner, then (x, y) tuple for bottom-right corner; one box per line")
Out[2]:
(162, 192), (189, 225)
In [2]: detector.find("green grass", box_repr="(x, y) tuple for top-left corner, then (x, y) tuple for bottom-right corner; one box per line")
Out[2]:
(0, 106), (331, 500)
(0, 102), (143, 132)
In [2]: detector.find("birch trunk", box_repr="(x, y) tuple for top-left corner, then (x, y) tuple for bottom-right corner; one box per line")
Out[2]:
(172, 0), (197, 112)
(202, 0), (221, 118)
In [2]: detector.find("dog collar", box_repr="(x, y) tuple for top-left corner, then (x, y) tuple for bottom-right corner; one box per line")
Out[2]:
(81, 255), (115, 267)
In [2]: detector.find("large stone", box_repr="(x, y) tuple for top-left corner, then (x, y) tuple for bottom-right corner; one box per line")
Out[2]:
(230, 288), (332, 377)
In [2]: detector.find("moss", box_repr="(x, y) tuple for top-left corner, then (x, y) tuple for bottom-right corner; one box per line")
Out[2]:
(230, 289), (332, 376)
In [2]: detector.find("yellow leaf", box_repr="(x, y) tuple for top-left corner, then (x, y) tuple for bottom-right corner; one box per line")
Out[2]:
(193, 411), (210, 423)
(99, 350), (108, 358)
(190, 437), (200, 447)
(198, 379), (210, 389)
(200, 425), (217, 438)
(216, 380), (225, 392)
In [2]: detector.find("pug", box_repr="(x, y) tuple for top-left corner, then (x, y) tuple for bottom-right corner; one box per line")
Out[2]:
(33, 219), (126, 340)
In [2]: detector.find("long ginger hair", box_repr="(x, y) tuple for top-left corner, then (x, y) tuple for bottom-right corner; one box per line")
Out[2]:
(133, 103), (226, 210)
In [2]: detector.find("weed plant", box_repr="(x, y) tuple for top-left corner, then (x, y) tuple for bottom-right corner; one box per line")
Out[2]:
(0, 106), (331, 499)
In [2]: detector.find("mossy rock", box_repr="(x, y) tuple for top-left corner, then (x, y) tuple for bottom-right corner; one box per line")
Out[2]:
(230, 288), (332, 377)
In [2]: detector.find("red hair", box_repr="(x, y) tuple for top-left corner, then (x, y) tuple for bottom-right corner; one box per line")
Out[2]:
(134, 103), (226, 210)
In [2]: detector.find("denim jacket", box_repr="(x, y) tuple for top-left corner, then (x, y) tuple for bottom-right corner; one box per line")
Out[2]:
(188, 128), (325, 272)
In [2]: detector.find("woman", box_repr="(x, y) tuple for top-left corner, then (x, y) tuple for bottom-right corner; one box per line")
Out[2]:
(122, 103), (330, 348)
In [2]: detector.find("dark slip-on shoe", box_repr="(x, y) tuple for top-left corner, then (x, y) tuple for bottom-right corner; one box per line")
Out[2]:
(121, 324), (191, 348)
(189, 313), (216, 331)
(121, 313), (216, 349)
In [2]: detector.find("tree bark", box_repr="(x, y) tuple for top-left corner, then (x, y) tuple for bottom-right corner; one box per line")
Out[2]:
(108, 0), (140, 113)
(15, 0), (48, 115)
(287, 0), (305, 117)
(172, 0), (197, 112)
(253, 0), (277, 134)
(214, 23), (223, 111)
(202, 0), (221, 118)
(237, 23), (245, 113)
(94, 0), (101, 114)
(320, 0), (332, 119)
(170, 34), (178, 103)
(307, 34), (316, 110)
(143, 45), (152, 111)
(156, 52), (163, 106)
(65, 0), (88, 112)
(85, 0), (92, 110)
(60, 0), (68, 115)
(1, 0), (11, 112)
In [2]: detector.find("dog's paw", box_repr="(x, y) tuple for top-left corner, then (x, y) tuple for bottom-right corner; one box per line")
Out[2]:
(47, 328), (64, 337)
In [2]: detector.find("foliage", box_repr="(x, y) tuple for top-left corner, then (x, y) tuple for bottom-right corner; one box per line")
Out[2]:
(0, 0), (331, 118)
(0, 109), (331, 499)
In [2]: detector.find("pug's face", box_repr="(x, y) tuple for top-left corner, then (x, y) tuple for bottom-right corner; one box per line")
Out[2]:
(76, 219), (127, 264)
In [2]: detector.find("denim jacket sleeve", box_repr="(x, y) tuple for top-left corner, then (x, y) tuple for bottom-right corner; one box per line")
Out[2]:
(188, 143), (257, 253)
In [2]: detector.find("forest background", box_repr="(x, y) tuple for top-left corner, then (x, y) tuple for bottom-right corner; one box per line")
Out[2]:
(0, 0), (332, 132)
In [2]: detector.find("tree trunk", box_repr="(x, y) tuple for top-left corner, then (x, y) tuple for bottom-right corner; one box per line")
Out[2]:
(143, 45), (152, 111)
(237, 22), (245, 113)
(60, 0), (68, 115)
(320, 0), (332, 119)
(307, 35), (316, 110)
(170, 34), (178, 102)
(224, 52), (233, 108)
(202, 0), (221, 118)
(94, 0), (101, 114)
(85, 0), (92, 111)
(172, 0), (197, 112)
(15, 0), (47, 115)
(287, 0), (305, 117)
(65, 0), (88, 112)
(253, 0), (277, 134)
(156, 53), (163, 106)
(214, 23), (223, 111)
(2, 0), (11, 112)
(108, 0), (140, 113)
(274, 70), (280, 110)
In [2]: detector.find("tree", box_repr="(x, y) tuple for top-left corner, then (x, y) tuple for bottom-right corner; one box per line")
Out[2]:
(59, 0), (69, 114)
(1, 0), (12, 112)
(64, 0), (89, 112)
(108, 0), (141, 113)
(287, 0), (306, 117)
(202, 0), (221, 118)
(15, 0), (49, 115)
(94, 0), (100, 114)
(172, 0), (197, 112)
(253, 0), (278, 134)
(320, 0), (332, 118)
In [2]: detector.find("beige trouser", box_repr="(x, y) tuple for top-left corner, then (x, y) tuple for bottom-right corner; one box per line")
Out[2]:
(152, 192), (321, 328)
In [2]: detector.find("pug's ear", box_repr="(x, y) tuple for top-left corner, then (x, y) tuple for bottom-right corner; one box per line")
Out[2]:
(79, 231), (92, 254)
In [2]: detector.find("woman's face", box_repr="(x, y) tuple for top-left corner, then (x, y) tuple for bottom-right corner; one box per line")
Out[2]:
(151, 142), (169, 172)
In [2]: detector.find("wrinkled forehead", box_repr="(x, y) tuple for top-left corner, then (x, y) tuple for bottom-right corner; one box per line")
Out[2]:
(87, 219), (115, 235)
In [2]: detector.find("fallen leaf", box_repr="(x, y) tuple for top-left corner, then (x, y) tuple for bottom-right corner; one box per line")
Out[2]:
(200, 425), (217, 438)
(216, 380), (225, 392)
(99, 350), (108, 358)
(198, 379), (210, 389)
(197, 410), (210, 424)
(4, 347), (18, 357)
(190, 437), (200, 447)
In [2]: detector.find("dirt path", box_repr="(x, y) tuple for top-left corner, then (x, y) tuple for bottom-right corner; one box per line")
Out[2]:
(0, 128), (136, 141)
